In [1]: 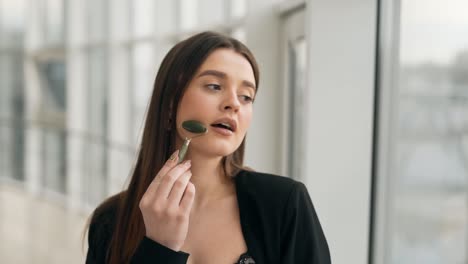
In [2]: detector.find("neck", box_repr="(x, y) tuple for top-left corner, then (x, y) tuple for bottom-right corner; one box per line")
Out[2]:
(183, 152), (235, 210)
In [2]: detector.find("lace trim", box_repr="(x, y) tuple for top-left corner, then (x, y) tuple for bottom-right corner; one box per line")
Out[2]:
(236, 253), (256, 264)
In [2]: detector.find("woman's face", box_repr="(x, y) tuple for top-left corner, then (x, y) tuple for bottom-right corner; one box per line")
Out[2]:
(175, 48), (256, 158)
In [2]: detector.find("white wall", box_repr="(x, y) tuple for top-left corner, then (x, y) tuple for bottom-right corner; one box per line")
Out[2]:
(304, 0), (377, 263)
(244, 0), (283, 174)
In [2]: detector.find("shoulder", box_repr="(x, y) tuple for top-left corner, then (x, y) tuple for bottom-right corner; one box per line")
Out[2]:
(235, 169), (302, 197)
(234, 170), (306, 211)
(89, 192), (123, 230)
(87, 192), (125, 253)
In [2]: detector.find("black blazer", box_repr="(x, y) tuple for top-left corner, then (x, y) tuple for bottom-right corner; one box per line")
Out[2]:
(86, 170), (331, 263)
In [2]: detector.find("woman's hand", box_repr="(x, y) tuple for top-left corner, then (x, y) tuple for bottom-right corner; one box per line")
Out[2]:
(139, 150), (195, 251)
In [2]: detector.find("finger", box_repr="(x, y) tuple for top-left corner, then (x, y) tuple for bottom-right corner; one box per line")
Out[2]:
(156, 160), (191, 200)
(143, 150), (179, 201)
(155, 150), (180, 179)
(180, 182), (196, 212)
(167, 169), (192, 205)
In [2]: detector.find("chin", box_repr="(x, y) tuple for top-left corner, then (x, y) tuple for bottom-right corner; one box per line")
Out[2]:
(208, 147), (237, 158)
(192, 141), (239, 158)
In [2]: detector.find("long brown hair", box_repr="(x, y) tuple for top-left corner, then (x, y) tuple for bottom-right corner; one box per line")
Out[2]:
(88, 31), (260, 263)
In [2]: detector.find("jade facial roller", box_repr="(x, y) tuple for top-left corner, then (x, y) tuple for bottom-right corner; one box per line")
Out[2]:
(177, 120), (208, 163)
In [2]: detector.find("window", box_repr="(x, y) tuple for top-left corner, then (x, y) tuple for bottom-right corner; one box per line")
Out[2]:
(131, 43), (155, 143)
(198, 0), (225, 27)
(0, 0), (26, 181)
(0, 53), (25, 181)
(179, 0), (198, 30)
(376, 1), (468, 263)
(43, 0), (65, 45)
(88, 0), (107, 43)
(82, 0), (109, 205)
(230, 0), (246, 20)
(132, 0), (154, 38)
(129, 0), (157, 143)
(39, 60), (67, 193)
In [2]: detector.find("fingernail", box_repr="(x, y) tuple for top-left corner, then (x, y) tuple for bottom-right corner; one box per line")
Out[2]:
(169, 150), (179, 162)
(183, 160), (191, 166)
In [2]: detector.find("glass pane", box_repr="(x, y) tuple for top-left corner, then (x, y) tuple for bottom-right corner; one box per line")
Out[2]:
(83, 48), (108, 205)
(44, 0), (64, 44)
(0, 54), (19, 179)
(198, 0), (225, 26)
(88, 48), (107, 134)
(88, 0), (107, 43)
(83, 140), (107, 205)
(231, 27), (246, 44)
(179, 0), (198, 30)
(0, 55), (16, 117)
(0, 0), (26, 46)
(132, 0), (154, 37)
(42, 129), (67, 193)
(154, 0), (177, 35)
(39, 60), (67, 193)
(385, 1), (468, 263)
(0, 5), (26, 180)
(41, 61), (66, 111)
(0, 126), (13, 179)
(230, 0), (246, 19)
(132, 43), (155, 143)
(0, 55), (12, 179)
(0, 57), (24, 182)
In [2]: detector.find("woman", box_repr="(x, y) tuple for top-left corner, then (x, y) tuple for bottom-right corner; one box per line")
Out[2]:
(86, 31), (330, 264)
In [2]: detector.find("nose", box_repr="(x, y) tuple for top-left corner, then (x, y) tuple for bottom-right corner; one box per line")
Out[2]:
(221, 90), (241, 113)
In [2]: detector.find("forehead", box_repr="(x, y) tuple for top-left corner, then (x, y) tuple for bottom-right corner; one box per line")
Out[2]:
(196, 48), (255, 84)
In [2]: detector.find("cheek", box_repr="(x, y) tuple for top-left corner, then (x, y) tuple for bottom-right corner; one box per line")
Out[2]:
(176, 89), (214, 124)
(239, 108), (253, 132)
(177, 90), (198, 118)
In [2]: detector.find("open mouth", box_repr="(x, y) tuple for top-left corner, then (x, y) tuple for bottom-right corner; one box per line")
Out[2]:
(211, 123), (234, 132)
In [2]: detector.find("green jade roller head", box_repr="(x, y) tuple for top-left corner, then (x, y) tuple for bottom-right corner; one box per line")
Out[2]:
(178, 120), (208, 163)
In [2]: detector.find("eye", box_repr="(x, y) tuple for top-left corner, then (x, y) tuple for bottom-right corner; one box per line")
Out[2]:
(206, 84), (221, 90)
(239, 95), (254, 103)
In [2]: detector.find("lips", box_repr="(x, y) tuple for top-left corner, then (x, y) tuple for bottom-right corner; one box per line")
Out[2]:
(211, 117), (237, 132)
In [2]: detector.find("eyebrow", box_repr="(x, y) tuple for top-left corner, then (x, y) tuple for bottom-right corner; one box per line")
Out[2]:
(197, 69), (256, 91)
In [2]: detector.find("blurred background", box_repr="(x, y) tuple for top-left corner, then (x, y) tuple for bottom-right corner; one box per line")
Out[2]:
(0, 0), (467, 263)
